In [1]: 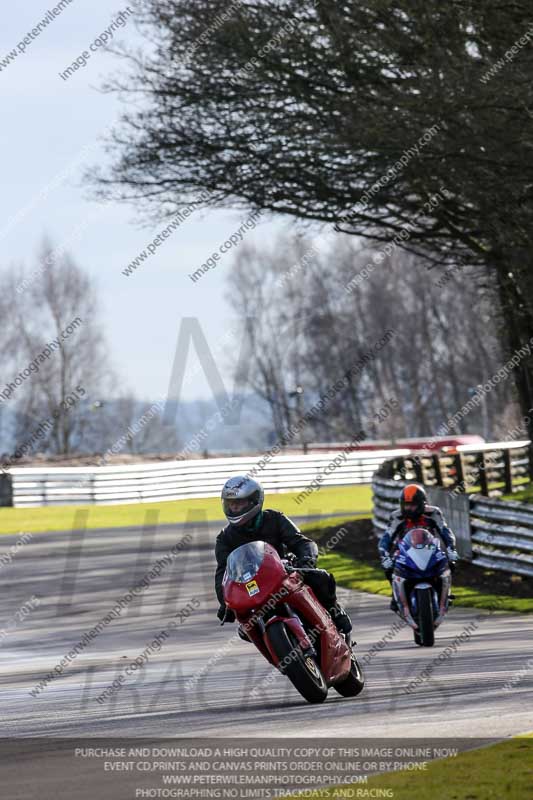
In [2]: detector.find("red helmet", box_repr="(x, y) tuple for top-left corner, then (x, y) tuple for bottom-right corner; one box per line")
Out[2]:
(400, 484), (426, 519)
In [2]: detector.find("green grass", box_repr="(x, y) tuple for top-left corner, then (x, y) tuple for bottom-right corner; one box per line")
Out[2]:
(299, 515), (369, 533)
(504, 483), (533, 504)
(447, 585), (533, 613)
(291, 734), (533, 800)
(318, 551), (533, 613)
(0, 484), (372, 535)
(318, 551), (392, 597)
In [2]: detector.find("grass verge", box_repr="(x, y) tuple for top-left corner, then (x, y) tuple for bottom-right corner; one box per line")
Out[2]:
(504, 484), (533, 504)
(291, 734), (533, 800)
(0, 485), (372, 535)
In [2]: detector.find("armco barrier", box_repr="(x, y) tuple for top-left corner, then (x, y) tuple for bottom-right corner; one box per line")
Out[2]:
(469, 496), (533, 578)
(7, 448), (411, 507)
(372, 442), (533, 578)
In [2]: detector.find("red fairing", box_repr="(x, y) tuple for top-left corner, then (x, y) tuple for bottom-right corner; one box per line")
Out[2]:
(223, 543), (352, 687)
(223, 544), (286, 614)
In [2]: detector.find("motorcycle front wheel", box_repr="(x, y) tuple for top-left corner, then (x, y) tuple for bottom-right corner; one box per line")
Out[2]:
(416, 587), (435, 647)
(267, 621), (328, 704)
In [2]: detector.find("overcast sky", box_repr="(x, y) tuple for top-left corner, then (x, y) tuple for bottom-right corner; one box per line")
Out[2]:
(1, 0), (309, 403)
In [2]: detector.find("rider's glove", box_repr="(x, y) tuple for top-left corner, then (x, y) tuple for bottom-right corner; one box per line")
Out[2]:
(217, 604), (235, 623)
(381, 555), (393, 571)
(447, 548), (459, 563)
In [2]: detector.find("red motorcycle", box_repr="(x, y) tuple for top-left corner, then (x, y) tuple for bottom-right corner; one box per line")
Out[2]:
(222, 541), (364, 704)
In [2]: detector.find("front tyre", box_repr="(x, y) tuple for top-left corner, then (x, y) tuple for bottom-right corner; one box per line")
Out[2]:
(333, 654), (365, 697)
(416, 587), (435, 647)
(267, 621), (328, 704)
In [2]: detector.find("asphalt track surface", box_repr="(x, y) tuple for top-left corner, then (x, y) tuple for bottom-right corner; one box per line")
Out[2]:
(2, 517), (532, 737)
(0, 519), (532, 797)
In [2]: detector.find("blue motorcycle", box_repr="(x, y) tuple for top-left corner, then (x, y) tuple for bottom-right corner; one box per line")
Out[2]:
(392, 528), (452, 647)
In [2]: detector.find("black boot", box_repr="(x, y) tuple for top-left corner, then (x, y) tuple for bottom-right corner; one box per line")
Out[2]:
(390, 597), (399, 612)
(330, 604), (352, 635)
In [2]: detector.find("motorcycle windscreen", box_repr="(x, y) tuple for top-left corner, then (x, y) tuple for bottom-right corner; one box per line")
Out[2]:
(404, 528), (436, 549)
(225, 541), (266, 583)
(403, 528), (437, 571)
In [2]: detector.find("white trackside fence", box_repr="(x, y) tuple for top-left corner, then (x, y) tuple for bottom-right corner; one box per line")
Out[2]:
(5, 441), (533, 579)
(4, 449), (411, 507)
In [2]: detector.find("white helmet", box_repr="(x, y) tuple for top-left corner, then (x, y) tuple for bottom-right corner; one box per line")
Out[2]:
(221, 475), (264, 526)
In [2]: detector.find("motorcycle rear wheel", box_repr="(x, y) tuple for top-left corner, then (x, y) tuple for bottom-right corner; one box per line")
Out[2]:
(416, 588), (435, 647)
(267, 621), (328, 704)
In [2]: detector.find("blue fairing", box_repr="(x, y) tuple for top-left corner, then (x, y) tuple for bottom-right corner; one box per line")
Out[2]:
(394, 529), (448, 580)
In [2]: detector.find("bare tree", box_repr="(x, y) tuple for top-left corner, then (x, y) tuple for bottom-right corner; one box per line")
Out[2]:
(228, 233), (509, 443)
(1, 241), (115, 456)
(104, 395), (179, 456)
(228, 235), (322, 442)
(93, 0), (533, 437)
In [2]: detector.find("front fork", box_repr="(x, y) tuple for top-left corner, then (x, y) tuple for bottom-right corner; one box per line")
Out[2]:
(392, 571), (452, 630)
(434, 568), (452, 628)
(392, 575), (418, 629)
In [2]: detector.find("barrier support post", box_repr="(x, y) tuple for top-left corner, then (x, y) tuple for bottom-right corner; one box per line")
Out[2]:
(478, 452), (489, 496)
(454, 453), (465, 492)
(432, 453), (443, 486)
(0, 473), (13, 507)
(503, 449), (513, 495)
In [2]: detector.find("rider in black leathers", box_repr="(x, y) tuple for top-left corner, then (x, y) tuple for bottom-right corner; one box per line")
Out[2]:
(215, 476), (352, 635)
